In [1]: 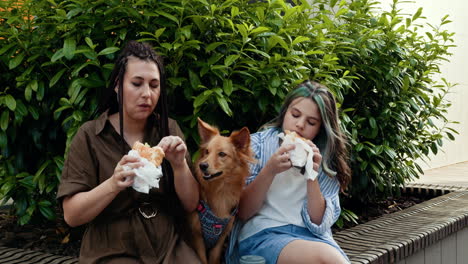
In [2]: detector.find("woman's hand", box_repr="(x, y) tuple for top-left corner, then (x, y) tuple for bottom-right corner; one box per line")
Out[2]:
(158, 136), (187, 167)
(111, 155), (142, 192)
(264, 144), (296, 176)
(305, 140), (322, 172)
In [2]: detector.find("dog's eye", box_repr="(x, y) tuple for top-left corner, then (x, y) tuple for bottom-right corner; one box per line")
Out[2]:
(218, 152), (226, 157)
(204, 149), (209, 155)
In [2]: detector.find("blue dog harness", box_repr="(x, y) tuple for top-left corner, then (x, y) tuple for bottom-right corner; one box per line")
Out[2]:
(196, 200), (238, 249)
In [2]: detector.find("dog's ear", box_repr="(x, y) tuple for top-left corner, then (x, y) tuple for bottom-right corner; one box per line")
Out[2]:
(198, 117), (219, 143)
(230, 127), (250, 152)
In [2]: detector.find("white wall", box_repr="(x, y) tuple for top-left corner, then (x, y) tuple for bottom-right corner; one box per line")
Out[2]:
(378, 0), (468, 169)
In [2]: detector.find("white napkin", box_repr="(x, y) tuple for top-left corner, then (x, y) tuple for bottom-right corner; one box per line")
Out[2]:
(278, 132), (318, 181)
(123, 149), (163, 193)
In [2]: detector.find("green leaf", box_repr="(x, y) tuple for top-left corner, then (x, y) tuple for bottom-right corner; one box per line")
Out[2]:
(224, 55), (239, 67)
(51, 49), (64, 62)
(292, 36), (310, 46)
(271, 76), (281, 88)
(72, 110), (83, 121)
(85, 37), (94, 49)
(355, 143), (364, 152)
(216, 96), (233, 116)
(155, 10), (179, 24)
(223, 79), (233, 96)
(194, 90), (213, 108)
(412, 7), (423, 21)
(155, 28), (166, 38)
(71, 61), (93, 77)
(189, 70), (201, 90)
(98, 47), (120, 56)
(18, 176), (35, 189)
(206, 42), (224, 53)
(15, 100), (27, 117)
(9, 52), (25, 69)
(50, 68), (67, 87)
(369, 117), (377, 129)
(38, 200), (52, 207)
(28, 105), (39, 120)
(231, 6), (239, 17)
(19, 214), (31, 226)
(446, 132), (455, 140)
(34, 160), (52, 181)
(236, 24), (248, 41)
(24, 86), (32, 102)
(306, 50), (325, 55)
(36, 82), (45, 101)
(0, 43), (15, 55)
(39, 206), (56, 220)
(250, 26), (270, 35)
(63, 37), (76, 60)
(270, 35), (289, 50)
(430, 142), (438, 155)
(244, 48), (270, 58)
(27, 80), (38, 92)
(0, 111), (9, 131)
(54, 105), (72, 120)
(4, 95), (16, 111)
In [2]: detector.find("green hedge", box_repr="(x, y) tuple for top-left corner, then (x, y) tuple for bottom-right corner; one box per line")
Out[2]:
(0, 0), (457, 225)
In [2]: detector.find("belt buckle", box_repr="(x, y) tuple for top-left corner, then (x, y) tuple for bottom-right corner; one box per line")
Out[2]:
(138, 202), (158, 219)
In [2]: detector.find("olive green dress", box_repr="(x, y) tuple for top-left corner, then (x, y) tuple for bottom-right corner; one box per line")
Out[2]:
(57, 111), (200, 264)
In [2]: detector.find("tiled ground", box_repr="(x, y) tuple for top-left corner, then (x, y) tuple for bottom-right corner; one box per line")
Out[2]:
(412, 161), (468, 187)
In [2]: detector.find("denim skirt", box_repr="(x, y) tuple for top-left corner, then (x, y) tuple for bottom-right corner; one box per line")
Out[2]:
(238, 224), (349, 264)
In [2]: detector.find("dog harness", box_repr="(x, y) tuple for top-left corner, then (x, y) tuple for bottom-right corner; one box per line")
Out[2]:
(196, 200), (238, 249)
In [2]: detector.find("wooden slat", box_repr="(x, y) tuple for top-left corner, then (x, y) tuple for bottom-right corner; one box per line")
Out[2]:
(0, 247), (78, 264)
(336, 188), (468, 264)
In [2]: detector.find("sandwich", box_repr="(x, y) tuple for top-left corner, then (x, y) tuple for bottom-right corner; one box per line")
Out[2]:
(132, 141), (165, 167)
(279, 130), (318, 180)
(284, 130), (307, 142)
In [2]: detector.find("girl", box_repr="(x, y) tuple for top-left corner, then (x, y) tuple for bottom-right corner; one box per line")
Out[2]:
(230, 80), (351, 264)
(57, 41), (200, 263)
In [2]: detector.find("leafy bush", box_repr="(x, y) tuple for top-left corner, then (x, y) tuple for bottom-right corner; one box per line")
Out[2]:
(0, 0), (456, 225)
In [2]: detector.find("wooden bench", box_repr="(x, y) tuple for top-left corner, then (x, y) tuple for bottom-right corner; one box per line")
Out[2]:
(0, 247), (78, 264)
(2, 184), (467, 264)
(335, 184), (468, 264)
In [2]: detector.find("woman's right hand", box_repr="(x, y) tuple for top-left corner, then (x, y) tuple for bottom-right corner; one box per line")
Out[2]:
(265, 144), (296, 176)
(111, 155), (143, 192)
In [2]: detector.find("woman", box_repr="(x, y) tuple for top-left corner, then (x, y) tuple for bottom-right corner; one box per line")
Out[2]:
(227, 80), (351, 264)
(57, 41), (200, 263)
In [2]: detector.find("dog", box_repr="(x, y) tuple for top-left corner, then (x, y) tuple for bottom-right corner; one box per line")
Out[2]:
(188, 118), (255, 264)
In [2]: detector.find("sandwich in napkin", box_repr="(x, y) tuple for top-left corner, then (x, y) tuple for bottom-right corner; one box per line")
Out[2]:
(278, 130), (318, 181)
(123, 141), (165, 193)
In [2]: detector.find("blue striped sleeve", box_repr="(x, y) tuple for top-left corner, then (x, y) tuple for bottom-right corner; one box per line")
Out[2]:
(246, 131), (263, 185)
(301, 172), (342, 237)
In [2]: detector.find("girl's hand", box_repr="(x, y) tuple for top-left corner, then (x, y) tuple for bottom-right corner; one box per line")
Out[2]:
(112, 155), (142, 192)
(305, 140), (322, 172)
(265, 144), (296, 176)
(158, 136), (187, 167)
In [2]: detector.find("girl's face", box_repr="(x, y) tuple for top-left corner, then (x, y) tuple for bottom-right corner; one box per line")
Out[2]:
(116, 56), (161, 123)
(282, 97), (322, 140)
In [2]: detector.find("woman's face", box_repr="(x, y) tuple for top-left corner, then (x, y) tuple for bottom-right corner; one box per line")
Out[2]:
(117, 56), (161, 123)
(282, 97), (322, 140)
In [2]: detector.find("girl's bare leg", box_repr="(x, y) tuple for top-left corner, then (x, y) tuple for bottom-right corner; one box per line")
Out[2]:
(277, 240), (348, 264)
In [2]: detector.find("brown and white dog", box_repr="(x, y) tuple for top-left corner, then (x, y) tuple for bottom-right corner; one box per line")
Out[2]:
(188, 118), (254, 264)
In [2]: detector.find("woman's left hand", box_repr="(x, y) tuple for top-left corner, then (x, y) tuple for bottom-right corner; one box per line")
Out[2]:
(158, 136), (187, 167)
(305, 140), (322, 172)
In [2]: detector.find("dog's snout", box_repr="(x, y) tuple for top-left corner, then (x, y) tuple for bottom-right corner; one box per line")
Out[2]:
(199, 162), (209, 172)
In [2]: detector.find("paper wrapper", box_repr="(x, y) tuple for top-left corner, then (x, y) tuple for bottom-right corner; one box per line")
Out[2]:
(123, 149), (163, 193)
(278, 132), (318, 181)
